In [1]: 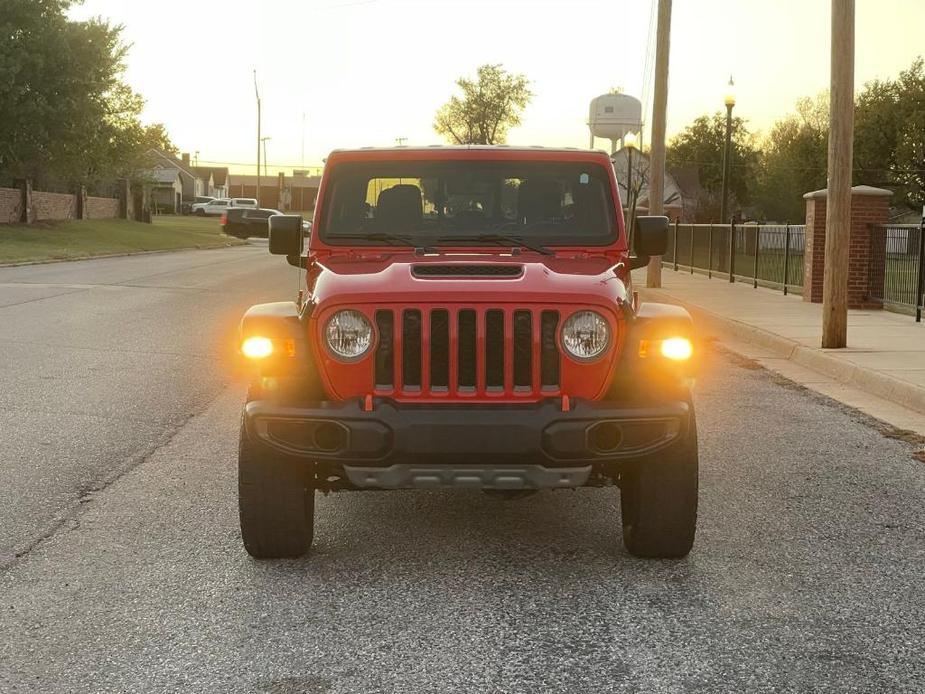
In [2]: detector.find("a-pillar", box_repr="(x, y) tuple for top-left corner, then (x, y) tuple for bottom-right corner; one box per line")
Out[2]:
(802, 185), (892, 308)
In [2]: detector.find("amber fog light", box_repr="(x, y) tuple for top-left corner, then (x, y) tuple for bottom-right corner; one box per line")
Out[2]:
(660, 337), (693, 361)
(242, 336), (273, 359)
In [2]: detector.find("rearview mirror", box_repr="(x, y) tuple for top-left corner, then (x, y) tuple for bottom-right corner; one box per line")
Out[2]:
(269, 214), (304, 256)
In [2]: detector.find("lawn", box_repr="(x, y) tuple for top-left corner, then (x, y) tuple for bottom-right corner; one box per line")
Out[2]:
(0, 215), (244, 265)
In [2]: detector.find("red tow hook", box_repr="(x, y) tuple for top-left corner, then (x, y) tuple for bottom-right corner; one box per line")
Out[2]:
(561, 394), (571, 412)
(363, 394), (374, 412)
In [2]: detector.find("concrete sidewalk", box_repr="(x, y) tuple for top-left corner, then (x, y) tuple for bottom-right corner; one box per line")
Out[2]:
(635, 268), (925, 431)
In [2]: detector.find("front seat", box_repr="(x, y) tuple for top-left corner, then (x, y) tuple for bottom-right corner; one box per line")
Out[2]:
(517, 178), (562, 225)
(376, 184), (423, 232)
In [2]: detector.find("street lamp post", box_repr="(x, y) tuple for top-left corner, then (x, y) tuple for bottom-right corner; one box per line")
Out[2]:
(254, 70), (261, 208)
(719, 76), (736, 225)
(624, 131), (638, 248)
(260, 137), (271, 178)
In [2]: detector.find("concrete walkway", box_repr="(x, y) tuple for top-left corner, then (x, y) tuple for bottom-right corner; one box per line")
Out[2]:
(635, 268), (925, 433)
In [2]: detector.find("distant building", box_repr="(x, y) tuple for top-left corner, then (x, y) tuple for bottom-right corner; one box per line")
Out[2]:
(193, 166), (230, 198)
(140, 169), (183, 213)
(146, 150), (204, 201)
(227, 172), (321, 212)
(611, 149), (684, 221)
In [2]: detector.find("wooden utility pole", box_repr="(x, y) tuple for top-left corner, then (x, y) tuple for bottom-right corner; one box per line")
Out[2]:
(646, 0), (671, 288)
(821, 0), (855, 348)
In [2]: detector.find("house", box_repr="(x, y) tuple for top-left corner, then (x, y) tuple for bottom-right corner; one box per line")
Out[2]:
(192, 168), (214, 197)
(193, 166), (230, 198)
(146, 150), (204, 202)
(610, 149), (684, 221)
(141, 169), (183, 213)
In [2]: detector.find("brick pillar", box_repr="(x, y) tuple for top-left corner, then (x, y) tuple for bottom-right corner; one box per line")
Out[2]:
(119, 178), (131, 219)
(802, 185), (892, 308)
(16, 178), (34, 224)
(803, 194), (827, 303)
(75, 185), (88, 220)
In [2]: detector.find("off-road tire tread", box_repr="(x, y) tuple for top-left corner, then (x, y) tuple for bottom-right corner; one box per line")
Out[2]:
(620, 404), (698, 559)
(238, 417), (314, 558)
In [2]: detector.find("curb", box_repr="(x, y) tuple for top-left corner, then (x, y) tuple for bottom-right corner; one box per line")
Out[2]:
(639, 288), (925, 415)
(0, 240), (248, 268)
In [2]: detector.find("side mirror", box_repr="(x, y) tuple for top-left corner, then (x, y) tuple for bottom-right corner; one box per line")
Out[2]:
(634, 216), (669, 256)
(632, 215), (669, 263)
(269, 214), (304, 256)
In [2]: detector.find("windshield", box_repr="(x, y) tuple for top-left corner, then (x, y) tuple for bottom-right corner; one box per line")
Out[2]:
(320, 160), (617, 246)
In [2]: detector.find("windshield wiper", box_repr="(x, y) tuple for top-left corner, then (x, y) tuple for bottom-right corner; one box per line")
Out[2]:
(435, 233), (554, 256)
(328, 232), (436, 253)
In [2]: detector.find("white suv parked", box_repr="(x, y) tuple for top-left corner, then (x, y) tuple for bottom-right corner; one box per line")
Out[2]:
(194, 198), (258, 217)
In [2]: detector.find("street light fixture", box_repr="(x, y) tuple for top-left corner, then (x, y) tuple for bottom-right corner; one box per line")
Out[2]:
(624, 131), (638, 247)
(720, 76), (736, 225)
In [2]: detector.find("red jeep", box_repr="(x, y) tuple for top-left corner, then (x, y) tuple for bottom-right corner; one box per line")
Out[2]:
(238, 146), (698, 559)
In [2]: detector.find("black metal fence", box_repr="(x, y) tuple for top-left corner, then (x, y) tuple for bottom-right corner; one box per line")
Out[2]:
(663, 222), (807, 295)
(868, 223), (925, 321)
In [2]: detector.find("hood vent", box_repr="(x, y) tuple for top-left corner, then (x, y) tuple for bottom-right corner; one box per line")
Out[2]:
(412, 264), (524, 278)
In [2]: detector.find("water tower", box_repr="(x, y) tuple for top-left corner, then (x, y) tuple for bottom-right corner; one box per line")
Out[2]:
(588, 94), (643, 153)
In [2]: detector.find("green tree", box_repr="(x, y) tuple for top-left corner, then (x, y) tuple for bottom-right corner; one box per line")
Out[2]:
(856, 57), (925, 207)
(666, 113), (759, 221)
(0, 0), (175, 188)
(753, 95), (829, 221)
(434, 64), (532, 145)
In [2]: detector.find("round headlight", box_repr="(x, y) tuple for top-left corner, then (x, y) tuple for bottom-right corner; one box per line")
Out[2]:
(325, 310), (373, 361)
(561, 310), (610, 361)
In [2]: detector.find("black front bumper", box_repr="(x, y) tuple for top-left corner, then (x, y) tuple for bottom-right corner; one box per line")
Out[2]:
(243, 397), (691, 489)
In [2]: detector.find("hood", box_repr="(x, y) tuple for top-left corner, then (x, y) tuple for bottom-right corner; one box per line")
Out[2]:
(307, 252), (631, 311)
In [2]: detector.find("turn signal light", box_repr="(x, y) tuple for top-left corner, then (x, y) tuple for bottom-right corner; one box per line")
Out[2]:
(660, 337), (693, 361)
(638, 337), (693, 361)
(241, 336), (273, 359)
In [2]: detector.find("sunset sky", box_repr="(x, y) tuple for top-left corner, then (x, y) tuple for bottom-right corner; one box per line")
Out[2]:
(70, 0), (925, 175)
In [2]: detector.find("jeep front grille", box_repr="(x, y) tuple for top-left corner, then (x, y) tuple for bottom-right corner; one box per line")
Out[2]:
(373, 307), (560, 398)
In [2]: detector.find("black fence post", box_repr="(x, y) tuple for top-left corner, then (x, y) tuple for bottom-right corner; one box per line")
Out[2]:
(783, 222), (791, 296)
(728, 219), (736, 282)
(689, 225), (694, 274)
(916, 217), (925, 322)
(673, 219), (679, 271)
(752, 225), (760, 288)
(708, 223), (714, 278)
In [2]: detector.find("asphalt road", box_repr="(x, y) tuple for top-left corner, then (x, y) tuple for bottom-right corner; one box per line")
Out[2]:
(1, 246), (924, 693)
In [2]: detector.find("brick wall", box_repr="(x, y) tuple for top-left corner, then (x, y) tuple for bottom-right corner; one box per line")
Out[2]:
(0, 187), (21, 223)
(32, 191), (77, 221)
(87, 196), (120, 219)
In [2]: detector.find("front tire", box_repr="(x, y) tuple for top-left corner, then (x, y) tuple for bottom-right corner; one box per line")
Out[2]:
(620, 403), (698, 559)
(238, 417), (314, 559)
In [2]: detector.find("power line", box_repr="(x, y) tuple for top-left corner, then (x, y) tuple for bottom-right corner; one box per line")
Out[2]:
(195, 159), (325, 169)
(669, 159), (925, 175)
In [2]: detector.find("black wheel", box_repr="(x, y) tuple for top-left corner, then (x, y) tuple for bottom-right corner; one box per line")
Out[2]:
(238, 416), (314, 559)
(620, 403), (698, 559)
(195, 208), (205, 216)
